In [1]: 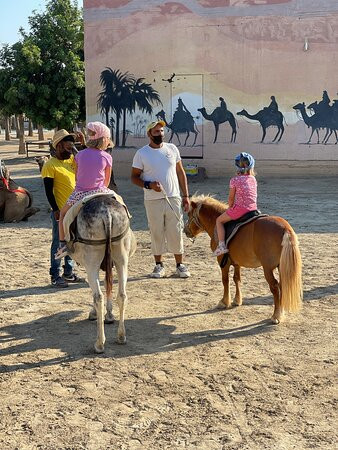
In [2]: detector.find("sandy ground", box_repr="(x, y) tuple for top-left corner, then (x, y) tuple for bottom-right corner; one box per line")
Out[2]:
(0, 137), (337, 449)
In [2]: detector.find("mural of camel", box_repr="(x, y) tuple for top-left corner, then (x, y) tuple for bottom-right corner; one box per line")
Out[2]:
(307, 101), (338, 144)
(156, 109), (199, 147)
(0, 160), (39, 222)
(197, 104), (237, 143)
(237, 108), (285, 143)
(293, 102), (323, 144)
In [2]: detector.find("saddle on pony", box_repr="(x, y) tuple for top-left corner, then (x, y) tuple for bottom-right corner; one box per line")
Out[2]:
(218, 210), (268, 268)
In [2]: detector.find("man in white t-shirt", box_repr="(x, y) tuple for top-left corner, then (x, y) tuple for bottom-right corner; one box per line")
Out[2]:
(131, 120), (191, 278)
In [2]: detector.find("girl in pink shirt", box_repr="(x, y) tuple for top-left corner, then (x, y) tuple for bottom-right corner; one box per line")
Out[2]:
(55, 121), (113, 259)
(213, 152), (257, 256)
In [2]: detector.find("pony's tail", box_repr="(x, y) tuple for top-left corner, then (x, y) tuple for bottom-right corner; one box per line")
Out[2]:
(104, 214), (113, 297)
(279, 229), (302, 312)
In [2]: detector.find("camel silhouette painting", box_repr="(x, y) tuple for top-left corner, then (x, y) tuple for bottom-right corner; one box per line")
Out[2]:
(198, 97), (237, 143)
(293, 102), (329, 145)
(237, 97), (285, 143)
(156, 99), (199, 146)
(305, 91), (338, 144)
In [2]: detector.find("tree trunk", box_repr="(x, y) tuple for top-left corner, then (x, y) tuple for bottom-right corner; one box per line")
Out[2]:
(105, 109), (109, 127)
(18, 114), (26, 154)
(5, 116), (11, 141)
(11, 116), (15, 132)
(122, 108), (126, 147)
(38, 124), (44, 148)
(28, 119), (33, 137)
(15, 115), (20, 138)
(115, 111), (120, 147)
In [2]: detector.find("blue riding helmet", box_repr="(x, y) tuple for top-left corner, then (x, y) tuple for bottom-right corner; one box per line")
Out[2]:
(235, 152), (255, 172)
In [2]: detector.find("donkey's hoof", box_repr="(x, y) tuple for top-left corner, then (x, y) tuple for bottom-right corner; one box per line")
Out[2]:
(104, 314), (115, 324)
(88, 310), (97, 321)
(94, 343), (105, 354)
(117, 335), (126, 345)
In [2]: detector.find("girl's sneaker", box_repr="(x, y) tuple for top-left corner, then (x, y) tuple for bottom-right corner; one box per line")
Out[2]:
(55, 245), (68, 260)
(213, 242), (228, 257)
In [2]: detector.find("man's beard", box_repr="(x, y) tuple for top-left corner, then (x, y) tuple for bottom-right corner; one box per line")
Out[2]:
(151, 135), (163, 145)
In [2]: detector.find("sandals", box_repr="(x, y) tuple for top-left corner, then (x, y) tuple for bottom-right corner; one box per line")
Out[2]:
(54, 245), (68, 260)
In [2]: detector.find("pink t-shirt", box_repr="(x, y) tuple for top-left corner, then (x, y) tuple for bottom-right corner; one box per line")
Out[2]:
(229, 174), (257, 211)
(74, 148), (112, 192)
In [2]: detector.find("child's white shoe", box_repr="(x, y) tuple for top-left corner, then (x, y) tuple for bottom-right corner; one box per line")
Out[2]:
(213, 243), (228, 257)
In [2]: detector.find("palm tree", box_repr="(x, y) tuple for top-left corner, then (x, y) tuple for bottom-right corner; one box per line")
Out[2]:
(97, 68), (132, 146)
(121, 78), (162, 146)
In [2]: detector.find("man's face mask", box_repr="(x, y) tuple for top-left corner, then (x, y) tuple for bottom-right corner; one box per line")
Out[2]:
(151, 134), (163, 145)
(60, 150), (72, 160)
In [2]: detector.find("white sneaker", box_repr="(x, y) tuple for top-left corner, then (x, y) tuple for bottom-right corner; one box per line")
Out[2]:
(150, 264), (165, 278)
(213, 243), (228, 257)
(176, 264), (191, 278)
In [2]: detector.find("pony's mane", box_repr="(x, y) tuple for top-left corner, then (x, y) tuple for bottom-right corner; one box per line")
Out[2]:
(190, 194), (228, 214)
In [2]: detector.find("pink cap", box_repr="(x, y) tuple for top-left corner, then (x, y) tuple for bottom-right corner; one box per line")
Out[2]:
(87, 121), (110, 140)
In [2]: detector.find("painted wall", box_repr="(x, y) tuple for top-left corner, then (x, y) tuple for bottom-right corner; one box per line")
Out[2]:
(84, 1), (338, 175)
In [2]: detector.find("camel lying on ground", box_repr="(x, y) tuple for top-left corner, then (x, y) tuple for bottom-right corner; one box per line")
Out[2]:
(0, 160), (39, 223)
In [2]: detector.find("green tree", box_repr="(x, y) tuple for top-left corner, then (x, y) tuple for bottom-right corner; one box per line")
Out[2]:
(0, 42), (38, 151)
(23, 0), (84, 130)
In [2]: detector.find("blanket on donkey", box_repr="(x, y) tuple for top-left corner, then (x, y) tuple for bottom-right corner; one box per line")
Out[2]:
(63, 191), (131, 242)
(217, 210), (268, 268)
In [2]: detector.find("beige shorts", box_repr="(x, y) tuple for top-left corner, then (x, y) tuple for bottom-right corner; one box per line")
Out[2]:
(144, 197), (184, 255)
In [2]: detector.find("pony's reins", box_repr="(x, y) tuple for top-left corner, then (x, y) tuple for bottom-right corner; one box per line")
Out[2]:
(160, 185), (184, 231)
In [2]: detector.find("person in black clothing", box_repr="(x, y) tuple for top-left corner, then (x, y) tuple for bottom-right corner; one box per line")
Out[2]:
(41, 129), (85, 288)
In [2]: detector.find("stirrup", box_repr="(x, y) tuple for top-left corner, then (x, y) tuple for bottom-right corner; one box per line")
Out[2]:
(54, 246), (68, 260)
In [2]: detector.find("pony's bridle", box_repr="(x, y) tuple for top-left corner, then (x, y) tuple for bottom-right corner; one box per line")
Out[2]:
(185, 206), (204, 240)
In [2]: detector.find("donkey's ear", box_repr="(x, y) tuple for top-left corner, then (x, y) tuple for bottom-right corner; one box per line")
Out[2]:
(190, 200), (196, 209)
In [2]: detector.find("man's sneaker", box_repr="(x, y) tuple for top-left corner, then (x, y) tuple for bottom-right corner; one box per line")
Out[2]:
(51, 276), (69, 288)
(150, 264), (165, 278)
(63, 273), (86, 283)
(176, 264), (191, 278)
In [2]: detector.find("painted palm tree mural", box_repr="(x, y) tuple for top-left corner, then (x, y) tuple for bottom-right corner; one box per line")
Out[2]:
(97, 68), (161, 147)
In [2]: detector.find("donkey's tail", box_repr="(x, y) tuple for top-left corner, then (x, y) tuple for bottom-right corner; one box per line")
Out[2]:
(279, 229), (302, 312)
(103, 214), (113, 297)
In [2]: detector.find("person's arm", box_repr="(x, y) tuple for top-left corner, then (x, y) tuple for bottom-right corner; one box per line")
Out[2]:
(176, 161), (190, 212)
(131, 167), (161, 191)
(104, 166), (112, 187)
(43, 177), (60, 219)
(228, 187), (235, 207)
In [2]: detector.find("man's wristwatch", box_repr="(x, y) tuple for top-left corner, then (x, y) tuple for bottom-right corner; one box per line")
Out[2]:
(144, 181), (151, 189)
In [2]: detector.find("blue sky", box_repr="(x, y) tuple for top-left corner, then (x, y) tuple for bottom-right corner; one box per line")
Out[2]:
(0, 0), (83, 45)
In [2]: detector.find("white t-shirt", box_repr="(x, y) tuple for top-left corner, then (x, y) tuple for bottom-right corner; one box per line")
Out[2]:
(132, 143), (181, 200)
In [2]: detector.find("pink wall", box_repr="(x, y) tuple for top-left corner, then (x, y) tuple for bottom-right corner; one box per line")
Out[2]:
(84, 1), (338, 174)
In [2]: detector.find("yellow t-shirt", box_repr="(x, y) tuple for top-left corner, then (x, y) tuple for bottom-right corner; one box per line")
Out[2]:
(41, 156), (76, 209)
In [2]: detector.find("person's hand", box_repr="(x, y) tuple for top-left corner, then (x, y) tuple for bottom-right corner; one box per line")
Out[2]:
(150, 181), (162, 192)
(75, 131), (85, 145)
(53, 210), (60, 221)
(182, 196), (190, 212)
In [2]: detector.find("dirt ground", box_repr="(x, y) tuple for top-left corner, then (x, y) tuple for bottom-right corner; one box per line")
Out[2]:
(0, 137), (337, 450)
